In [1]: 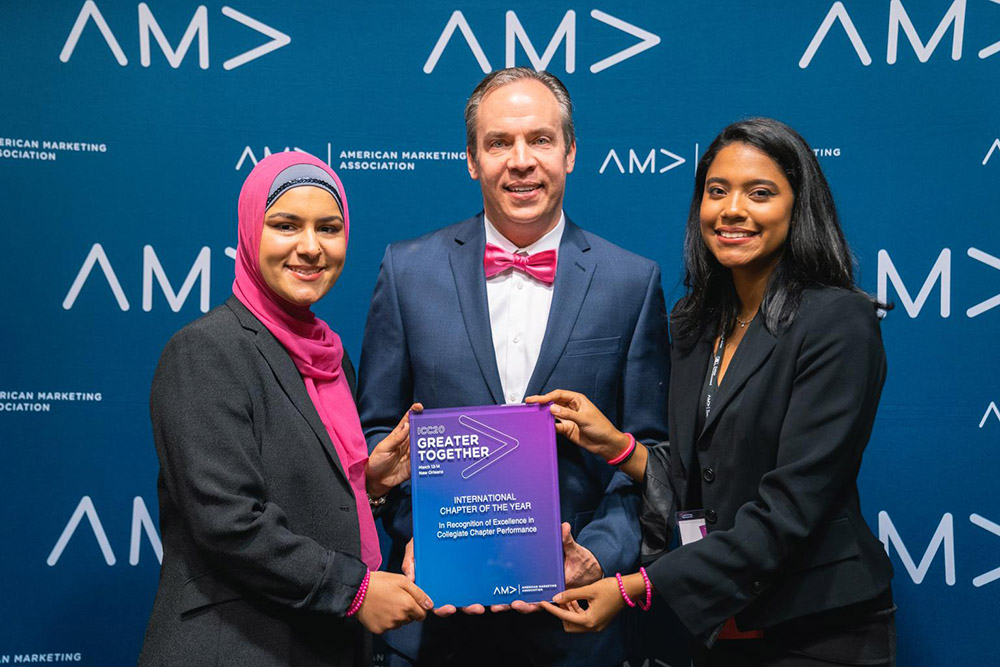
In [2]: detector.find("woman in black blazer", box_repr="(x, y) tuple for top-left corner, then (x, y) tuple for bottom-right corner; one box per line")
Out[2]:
(533, 118), (895, 665)
(140, 152), (432, 667)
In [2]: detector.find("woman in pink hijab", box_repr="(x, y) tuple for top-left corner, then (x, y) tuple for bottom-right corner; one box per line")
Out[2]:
(140, 152), (431, 667)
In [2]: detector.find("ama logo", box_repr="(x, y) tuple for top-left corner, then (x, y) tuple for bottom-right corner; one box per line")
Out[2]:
(494, 584), (518, 595)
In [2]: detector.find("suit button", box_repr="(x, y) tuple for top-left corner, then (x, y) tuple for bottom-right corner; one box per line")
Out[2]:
(705, 509), (718, 524)
(752, 581), (763, 595)
(702, 468), (715, 483)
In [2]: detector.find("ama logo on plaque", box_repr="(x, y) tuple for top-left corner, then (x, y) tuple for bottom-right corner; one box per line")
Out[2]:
(409, 404), (564, 607)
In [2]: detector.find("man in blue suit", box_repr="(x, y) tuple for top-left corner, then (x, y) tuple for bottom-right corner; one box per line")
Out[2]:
(358, 68), (670, 666)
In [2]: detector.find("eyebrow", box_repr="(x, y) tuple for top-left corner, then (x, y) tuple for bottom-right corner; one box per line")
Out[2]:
(266, 211), (344, 223)
(482, 127), (558, 142)
(481, 131), (509, 143)
(706, 177), (781, 189)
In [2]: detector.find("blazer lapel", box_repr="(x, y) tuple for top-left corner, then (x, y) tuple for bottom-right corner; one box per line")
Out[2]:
(525, 220), (595, 397)
(449, 216), (505, 404)
(226, 297), (350, 485)
(699, 319), (777, 438)
(671, 332), (712, 478)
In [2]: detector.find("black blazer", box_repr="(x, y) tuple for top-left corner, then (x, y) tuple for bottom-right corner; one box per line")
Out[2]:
(642, 288), (893, 640)
(139, 296), (369, 667)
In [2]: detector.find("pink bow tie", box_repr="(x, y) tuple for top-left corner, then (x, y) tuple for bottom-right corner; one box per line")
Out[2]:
(483, 244), (558, 284)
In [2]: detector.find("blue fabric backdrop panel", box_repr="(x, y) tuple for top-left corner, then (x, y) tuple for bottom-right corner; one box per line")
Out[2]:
(1, 1), (998, 665)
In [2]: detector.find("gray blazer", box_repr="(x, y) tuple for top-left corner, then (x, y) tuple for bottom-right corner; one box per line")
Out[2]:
(139, 296), (369, 667)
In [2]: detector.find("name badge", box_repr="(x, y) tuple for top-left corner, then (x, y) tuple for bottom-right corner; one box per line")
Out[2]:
(676, 509), (707, 546)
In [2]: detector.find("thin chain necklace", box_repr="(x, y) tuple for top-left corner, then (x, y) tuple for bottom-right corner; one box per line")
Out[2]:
(735, 310), (758, 329)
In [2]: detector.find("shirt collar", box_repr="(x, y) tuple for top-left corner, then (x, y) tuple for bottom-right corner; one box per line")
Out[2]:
(484, 212), (565, 255)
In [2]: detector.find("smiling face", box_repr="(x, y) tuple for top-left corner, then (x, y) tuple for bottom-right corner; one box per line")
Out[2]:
(700, 142), (794, 280)
(258, 186), (346, 307)
(467, 78), (576, 247)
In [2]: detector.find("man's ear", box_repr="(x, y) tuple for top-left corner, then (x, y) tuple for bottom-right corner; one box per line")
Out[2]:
(565, 141), (577, 174)
(467, 148), (480, 181)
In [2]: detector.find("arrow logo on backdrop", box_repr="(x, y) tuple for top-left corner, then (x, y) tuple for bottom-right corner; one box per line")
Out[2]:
(59, 3), (289, 70)
(980, 402), (1000, 428)
(590, 10), (661, 73)
(967, 248), (1000, 317)
(983, 138), (1000, 165)
(222, 6), (291, 70)
(657, 148), (685, 172)
(971, 514), (1000, 587)
(423, 10), (660, 74)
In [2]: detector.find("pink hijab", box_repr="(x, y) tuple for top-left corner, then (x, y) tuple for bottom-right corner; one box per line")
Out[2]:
(232, 151), (380, 571)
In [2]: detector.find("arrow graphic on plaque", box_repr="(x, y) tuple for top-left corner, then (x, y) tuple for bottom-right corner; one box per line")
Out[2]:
(458, 415), (519, 479)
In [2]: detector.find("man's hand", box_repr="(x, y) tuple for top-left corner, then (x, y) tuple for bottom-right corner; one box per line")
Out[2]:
(366, 403), (423, 498)
(402, 537), (416, 581)
(488, 600), (541, 614)
(562, 522), (603, 588)
(432, 602), (487, 616)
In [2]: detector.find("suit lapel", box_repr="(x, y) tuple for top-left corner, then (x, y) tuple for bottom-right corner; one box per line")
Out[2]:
(226, 297), (349, 485)
(671, 332), (712, 477)
(449, 217), (505, 404)
(699, 319), (776, 438)
(525, 220), (595, 397)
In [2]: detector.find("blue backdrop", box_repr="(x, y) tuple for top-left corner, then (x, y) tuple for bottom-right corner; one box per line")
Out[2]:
(2, 1), (998, 665)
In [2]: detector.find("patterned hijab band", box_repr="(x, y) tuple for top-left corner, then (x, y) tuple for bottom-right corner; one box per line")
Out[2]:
(266, 163), (344, 213)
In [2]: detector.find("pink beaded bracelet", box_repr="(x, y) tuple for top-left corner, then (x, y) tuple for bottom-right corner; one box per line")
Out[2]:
(637, 566), (652, 611)
(346, 569), (371, 617)
(606, 433), (636, 466)
(615, 567), (652, 611)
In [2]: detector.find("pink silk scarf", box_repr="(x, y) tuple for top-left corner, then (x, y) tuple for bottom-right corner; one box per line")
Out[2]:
(232, 151), (380, 570)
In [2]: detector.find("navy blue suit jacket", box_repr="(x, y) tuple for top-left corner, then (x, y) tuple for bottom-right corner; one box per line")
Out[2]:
(357, 215), (670, 664)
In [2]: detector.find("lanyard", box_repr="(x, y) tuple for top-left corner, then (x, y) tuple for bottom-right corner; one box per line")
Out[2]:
(705, 331), (726, 419)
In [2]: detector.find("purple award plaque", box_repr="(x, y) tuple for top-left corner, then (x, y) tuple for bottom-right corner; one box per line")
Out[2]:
(408, 403), (564, 607)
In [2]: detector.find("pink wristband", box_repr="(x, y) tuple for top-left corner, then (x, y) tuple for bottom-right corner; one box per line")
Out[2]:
(616, 567), (652, 611)
(637, 566), (652, 611)
(346, 569), (371, 617)
(606, 433), (636, 466)
(615, 572), (635, 607)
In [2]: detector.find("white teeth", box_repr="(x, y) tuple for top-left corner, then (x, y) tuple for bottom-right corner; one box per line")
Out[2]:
(508, 185), (538, 192)
(718, 231), (755, 239)
(290, 267), (321, 275)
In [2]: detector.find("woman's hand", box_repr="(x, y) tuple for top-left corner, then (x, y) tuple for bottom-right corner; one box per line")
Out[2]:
(354, 571), (433, 634)
(539, 576), (627, 633)
(400, 537), (492, 617)
(525, 390), (630, 462)
(366, 403), (423, 498)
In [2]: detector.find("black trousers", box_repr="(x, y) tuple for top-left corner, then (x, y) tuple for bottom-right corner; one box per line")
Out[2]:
(691, 597), (896, 667)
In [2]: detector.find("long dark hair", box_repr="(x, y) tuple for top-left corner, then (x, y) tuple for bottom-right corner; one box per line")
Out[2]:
(673, 117), (880, 341)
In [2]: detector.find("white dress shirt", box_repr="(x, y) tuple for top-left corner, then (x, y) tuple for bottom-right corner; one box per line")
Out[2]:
(484, 213), (565, 404)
